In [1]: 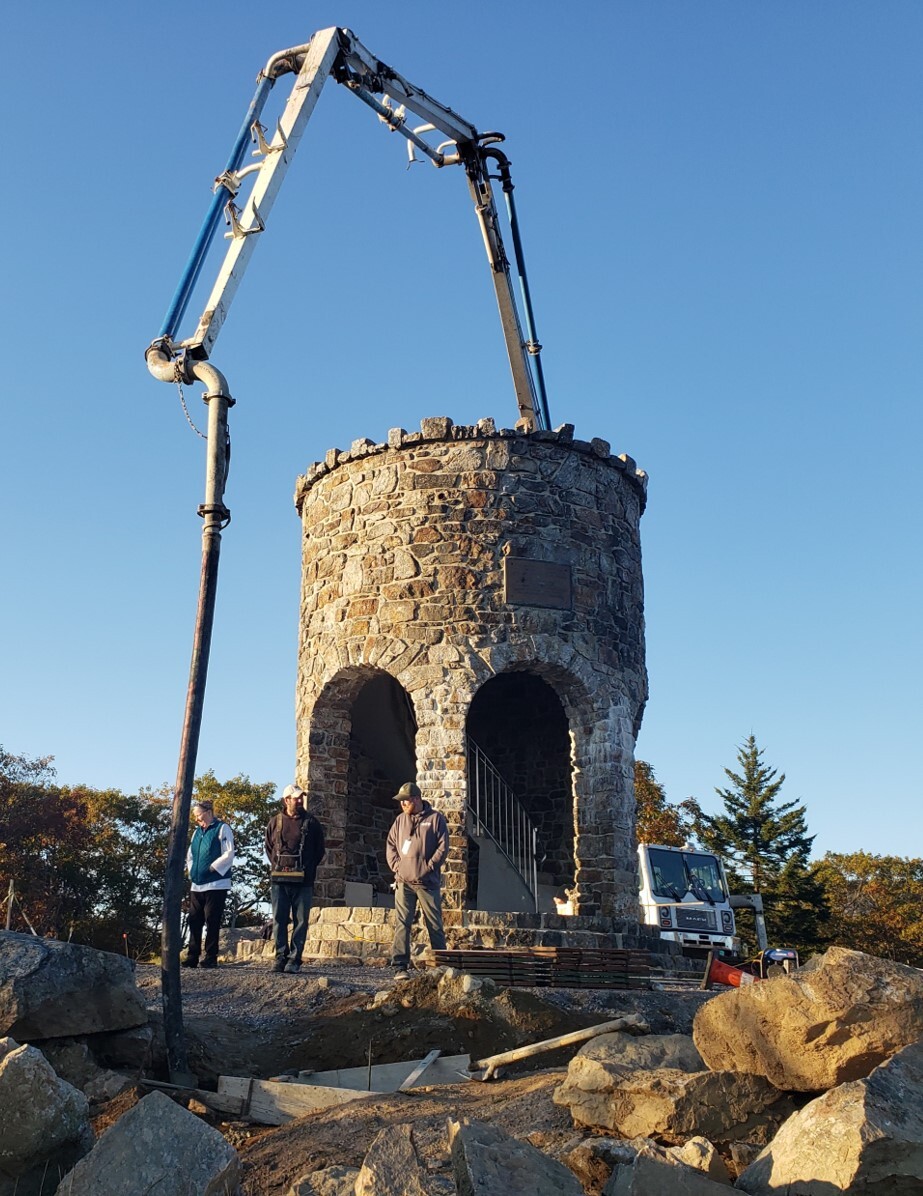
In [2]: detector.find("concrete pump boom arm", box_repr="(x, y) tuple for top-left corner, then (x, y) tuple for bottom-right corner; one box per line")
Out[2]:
(145, 26), (550, 431)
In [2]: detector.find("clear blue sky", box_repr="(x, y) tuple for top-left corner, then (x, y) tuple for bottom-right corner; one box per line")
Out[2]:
(2, 2), (920, 860)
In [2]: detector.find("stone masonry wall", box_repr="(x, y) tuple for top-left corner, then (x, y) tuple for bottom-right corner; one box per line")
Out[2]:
(293, 416), (648, 923)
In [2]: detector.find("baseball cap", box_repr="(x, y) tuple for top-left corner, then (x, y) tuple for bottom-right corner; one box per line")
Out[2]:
(393, 782), (422, 801)
(282, 784), (306, 801)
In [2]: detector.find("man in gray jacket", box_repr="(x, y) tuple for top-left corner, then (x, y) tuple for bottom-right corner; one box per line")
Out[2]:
(385, 781), (449, 979)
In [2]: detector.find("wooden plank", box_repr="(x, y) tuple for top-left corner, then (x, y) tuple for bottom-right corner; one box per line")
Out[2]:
(217, 1076), (381, 1126)
(138, 1077), (245, 1116)
(473, 1015), (649, 1080)
(398, 1049), (441, 1090)
(296, 1054), (470, 1092)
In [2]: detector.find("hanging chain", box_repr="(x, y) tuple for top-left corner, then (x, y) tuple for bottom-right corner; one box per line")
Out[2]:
(174, 361), (206, 439)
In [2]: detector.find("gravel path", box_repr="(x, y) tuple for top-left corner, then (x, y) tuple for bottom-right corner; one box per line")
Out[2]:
(134, 957), (392, 1027)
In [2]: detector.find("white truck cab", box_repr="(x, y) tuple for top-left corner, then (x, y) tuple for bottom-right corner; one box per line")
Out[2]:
(638, 842), (740, 957)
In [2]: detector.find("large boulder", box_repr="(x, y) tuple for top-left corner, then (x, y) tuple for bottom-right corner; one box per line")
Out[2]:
(555, 1032), (790, 1145)
(564, 1137), (731, 1195)
(0, 933), (147, 1040)
(53, 1089), (240, 1194)
(603, 1142), (736, 1195)
(736, 1040), (923, 1194)
(557, 1063), (793, 1146)
(89, 1024), (155, 1071)
(449, 1117), (584, 1196)
(286, 1166), (360, 1196)
(576, 1031), (705, 1071)
(0, 1037), (92, 1182)
(554, 1032), (704, 1127)
(667, 1137), (731, 1183)
(693, 946), (923, 1091)
(35, 1039), (101, 1090)
(564, 1138), (644, 1195)
(354, 1124), (429, 1196)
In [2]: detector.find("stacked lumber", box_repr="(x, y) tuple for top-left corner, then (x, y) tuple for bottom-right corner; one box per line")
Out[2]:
(433, 946), (651, 989)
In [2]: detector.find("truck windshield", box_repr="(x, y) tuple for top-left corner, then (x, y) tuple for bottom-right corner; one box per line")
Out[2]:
(647, 849), (727, 903)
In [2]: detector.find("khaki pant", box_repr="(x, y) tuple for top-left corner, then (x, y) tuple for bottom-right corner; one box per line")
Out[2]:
(391, 882), (445, 967)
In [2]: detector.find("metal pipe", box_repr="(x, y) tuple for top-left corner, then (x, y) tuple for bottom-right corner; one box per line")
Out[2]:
(485, 149), (551, 430)
(259, 41), (314, 82)
(533, 826), (539, 914)
(345, 83), (446, 166)
(158, 75), (277, 342)
(159, 362), (234, 1084)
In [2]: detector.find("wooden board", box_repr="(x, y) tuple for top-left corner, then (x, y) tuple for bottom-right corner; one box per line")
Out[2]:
(398, 1049), (442, 1090)
(296, 1053), (471, 1092)
(216, 1076), (381, 1126)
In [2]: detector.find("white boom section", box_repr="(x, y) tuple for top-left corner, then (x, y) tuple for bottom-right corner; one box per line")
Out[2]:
(185, 27), (485, 360)
(187, 29), (340, 357)
(337, 33), (478, 143)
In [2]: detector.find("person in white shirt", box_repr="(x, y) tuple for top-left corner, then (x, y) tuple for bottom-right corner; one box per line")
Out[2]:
(183, 799), (235, 969)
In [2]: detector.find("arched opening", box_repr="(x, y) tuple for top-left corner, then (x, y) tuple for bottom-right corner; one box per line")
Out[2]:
(345, 672), (417, 902)
(465, 671), (574, 913)
(307, 668), (416, 905)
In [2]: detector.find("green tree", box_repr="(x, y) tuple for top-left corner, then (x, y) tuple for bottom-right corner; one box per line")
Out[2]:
(75, 785), (172, 955)
(694, 735), (827, 954)
(0, 748), (93, 935)
(1, 745), (174, 953)
(1, 748), (281, 953)
(633, 760), (701, 847)
(815, 852), (923, 967)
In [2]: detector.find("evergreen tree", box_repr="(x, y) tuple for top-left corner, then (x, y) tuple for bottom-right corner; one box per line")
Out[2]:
(695, 735), (827, 953)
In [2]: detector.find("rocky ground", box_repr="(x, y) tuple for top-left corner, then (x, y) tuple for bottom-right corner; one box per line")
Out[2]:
(130, 957), (714, 1194)
(6, 940), (920, 1193)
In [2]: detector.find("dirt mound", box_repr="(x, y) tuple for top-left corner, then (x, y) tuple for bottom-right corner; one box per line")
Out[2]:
(184, 976), (597, 1086)
(237, 1070), (576, 1196)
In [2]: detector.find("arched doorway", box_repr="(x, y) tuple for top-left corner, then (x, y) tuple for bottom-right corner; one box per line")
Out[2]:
(307, 668), (416, 904)
(345, 672), (416, 900)
(465, 671), (574, 913)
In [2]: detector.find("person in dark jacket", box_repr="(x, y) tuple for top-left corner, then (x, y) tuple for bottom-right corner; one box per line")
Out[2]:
(184, 799), (235, 969)
(385, 781), (449, 979)
(264, 784), (326, 974)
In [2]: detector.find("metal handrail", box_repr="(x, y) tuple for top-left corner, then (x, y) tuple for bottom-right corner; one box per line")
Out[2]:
(466, 737), (539, 911)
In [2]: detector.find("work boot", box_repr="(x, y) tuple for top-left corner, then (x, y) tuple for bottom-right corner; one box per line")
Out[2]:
(393, 969), (410, 981)
(181, 956), (198, 968)
(272, 959), (287, 973)
(200, 958), (217, 969)
(284, 960), (301, 974)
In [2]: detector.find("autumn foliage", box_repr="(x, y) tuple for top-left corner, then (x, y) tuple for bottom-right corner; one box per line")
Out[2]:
(0, 746), (276, 957)
(814, 852), (923, 968)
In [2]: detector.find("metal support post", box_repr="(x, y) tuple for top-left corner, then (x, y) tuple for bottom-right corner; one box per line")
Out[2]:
(160, 367), (234, 1086)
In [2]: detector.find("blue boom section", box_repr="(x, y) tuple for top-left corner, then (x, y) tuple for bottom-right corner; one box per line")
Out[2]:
(158, 76), (275, 343)
(503, 185), (551, 430)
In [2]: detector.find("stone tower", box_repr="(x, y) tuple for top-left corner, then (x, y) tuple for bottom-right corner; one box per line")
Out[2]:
(293, 416), (647, 931)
